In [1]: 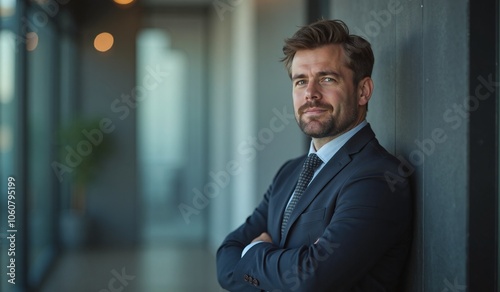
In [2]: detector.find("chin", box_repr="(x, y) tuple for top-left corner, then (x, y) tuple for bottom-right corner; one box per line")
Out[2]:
(307, 132), (336, 139)
(303, 127), (332, 138)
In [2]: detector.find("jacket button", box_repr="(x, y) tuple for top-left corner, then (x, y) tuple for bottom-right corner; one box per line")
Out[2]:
(252, 278), (259, 286)
(244, 274), (250, 282)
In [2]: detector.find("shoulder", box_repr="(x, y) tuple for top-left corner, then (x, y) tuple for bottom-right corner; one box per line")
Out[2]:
(344, 124), (403, 172)
(277, 154), (307, 173)
(268, 154), (306, 185)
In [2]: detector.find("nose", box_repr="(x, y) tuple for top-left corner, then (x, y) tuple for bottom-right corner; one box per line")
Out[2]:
(305, 81), (321, 100)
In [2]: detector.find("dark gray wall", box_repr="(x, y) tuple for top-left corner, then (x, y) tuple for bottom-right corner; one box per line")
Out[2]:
(255, 0), (306, 197)
(330, 1), (468, 291)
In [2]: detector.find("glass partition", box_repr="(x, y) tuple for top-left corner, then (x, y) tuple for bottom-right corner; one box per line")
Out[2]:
(26, 5), (57, 288)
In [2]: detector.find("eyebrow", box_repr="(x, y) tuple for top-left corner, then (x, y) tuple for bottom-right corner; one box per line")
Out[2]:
(291, 73), (307, 81)
(291, 71), (342, 80)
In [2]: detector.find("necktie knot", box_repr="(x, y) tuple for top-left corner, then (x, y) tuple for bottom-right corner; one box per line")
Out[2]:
(303, 153), (323, 173)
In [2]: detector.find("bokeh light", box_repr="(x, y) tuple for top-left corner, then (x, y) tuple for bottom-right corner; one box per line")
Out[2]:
(0, 125), (13, 153)
(94, 32), (114, 52)
(113, 0), (135, 5)
(26, 32), (39, 52)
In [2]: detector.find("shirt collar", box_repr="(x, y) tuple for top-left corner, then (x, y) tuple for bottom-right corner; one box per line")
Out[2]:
(308, 120), (368, 165)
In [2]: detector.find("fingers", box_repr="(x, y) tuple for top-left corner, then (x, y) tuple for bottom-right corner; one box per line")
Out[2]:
(251, 232), (273, 243)
(261, 232), (272, 243)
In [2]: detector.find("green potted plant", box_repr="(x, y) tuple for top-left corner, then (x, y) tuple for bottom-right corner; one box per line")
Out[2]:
(57, 117), (114, 248)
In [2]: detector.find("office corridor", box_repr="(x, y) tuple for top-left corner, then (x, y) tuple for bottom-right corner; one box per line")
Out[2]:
(2, 0), (497, 290)
(40, 244), (223, 292)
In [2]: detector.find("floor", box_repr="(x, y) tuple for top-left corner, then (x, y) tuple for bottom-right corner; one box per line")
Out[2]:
(39, 244), (225, 292)
(38, 167), (221, 292)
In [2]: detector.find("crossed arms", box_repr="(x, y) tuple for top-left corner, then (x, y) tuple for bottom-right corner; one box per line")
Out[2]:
(216, 160), (412, 292)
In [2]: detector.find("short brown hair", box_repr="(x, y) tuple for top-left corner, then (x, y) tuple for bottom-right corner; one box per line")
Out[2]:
(282, 19), (374, 85)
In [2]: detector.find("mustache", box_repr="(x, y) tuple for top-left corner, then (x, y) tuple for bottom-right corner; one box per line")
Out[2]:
(298, 101), (332, 114)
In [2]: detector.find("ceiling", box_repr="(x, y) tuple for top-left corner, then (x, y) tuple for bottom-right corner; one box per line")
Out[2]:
(68, 0), (214, 24)
(141, 0), (213, 5)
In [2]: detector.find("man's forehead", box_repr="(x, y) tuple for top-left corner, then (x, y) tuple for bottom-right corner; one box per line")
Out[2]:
(291, 45), (349, 75)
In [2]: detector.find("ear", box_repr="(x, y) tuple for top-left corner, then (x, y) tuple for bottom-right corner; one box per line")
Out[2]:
(357, 77), (374, 106)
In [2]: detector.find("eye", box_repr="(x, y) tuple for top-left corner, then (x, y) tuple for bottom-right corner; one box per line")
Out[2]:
(294, 80), (306, 86)
(322, 77), (335, 83)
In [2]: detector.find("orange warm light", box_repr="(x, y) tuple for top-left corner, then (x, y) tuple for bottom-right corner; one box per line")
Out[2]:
(26, 32), (39, 51)
(94, 32), (114, 52)
(113, 0), (135, 5)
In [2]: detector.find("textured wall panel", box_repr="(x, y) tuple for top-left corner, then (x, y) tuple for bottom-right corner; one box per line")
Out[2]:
(394, 1), (424, 290)
(421, 1), (468, 291)
(331, 1), (468, 291)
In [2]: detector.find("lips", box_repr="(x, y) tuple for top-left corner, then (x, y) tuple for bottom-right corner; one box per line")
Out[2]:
(299, 102), (332, 115)
(301, 106), (331, 117)
(303, 107), (328, 114)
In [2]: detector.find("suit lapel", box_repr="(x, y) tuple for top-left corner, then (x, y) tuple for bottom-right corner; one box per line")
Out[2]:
(279, 151), (351, 245)
(279, 125), (376, 245)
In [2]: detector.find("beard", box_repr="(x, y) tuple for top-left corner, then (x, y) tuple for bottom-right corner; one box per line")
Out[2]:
(297, 100), (359, 139)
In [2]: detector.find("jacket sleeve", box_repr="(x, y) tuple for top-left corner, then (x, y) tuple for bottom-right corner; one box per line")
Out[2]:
(216, 161), (293, 291)
(230, 170), (412, 291)
(216, 195), (269, 291)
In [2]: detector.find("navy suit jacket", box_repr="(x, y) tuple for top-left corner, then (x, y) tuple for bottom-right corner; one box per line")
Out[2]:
(216, 124), (412, 292)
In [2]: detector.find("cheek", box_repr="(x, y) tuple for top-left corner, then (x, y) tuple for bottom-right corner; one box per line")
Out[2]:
(292, 88), (302, 99)
(292, 93), (302, 110)
(325, 89), (351, 106)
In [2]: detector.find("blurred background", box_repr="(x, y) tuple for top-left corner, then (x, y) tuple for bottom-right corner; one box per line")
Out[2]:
(0, 0), (498, 291)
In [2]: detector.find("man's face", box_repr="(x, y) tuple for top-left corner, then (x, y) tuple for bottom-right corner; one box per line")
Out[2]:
(291, 44), (366, 141)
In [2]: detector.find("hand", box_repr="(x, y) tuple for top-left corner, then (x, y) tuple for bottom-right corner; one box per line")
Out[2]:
(251, 232), (272, 243)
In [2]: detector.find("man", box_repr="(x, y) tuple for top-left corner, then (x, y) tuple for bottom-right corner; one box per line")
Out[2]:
(216, 19), (412, 292)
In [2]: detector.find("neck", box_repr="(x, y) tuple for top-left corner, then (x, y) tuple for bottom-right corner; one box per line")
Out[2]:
(312, 118), (366, 150)
(312, 137), (335, 151)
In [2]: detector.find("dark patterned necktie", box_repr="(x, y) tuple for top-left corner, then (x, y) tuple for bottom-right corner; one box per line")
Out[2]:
(281, 153), (323, 237)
